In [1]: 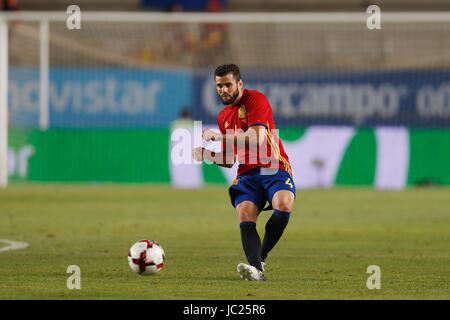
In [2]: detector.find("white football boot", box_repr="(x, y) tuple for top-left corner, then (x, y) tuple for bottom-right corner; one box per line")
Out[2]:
(237, 263), (266, 281)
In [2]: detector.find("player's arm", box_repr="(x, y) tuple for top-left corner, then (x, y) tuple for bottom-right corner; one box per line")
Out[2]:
(204, 92), (270, 146)
(193, 125), (265, 167)
(202, 125), (266, 147)
(192, 126), (265, 168)
(192, 147), (235, 168)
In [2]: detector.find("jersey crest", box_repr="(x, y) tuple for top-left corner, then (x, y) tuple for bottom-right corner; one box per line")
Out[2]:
(238, 105), (247, 119)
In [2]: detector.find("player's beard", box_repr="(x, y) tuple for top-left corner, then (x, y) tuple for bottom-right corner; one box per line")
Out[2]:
(219, 89), (240, 105)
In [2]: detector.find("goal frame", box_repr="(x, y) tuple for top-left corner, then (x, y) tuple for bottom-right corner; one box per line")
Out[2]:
(1, 11), (450, 187)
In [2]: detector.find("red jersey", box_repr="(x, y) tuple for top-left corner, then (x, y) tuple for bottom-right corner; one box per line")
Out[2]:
(217, 89), (292, 177)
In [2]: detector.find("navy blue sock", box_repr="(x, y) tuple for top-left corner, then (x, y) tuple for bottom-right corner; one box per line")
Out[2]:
(261, 210), (291, 261)
(239, 221), (262, 271)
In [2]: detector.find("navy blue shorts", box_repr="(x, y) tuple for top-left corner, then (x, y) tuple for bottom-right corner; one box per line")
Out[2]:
(229, 167), (296, 212)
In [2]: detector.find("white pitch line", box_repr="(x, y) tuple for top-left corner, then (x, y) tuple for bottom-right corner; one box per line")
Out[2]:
(0, 239), (29, 253)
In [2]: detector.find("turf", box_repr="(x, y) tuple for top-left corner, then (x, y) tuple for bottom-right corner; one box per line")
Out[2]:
(0, 185), (449, 299)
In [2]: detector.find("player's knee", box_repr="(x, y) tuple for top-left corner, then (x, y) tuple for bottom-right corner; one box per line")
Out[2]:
(236, 201), (259, 222)
(272, 193), (294, 212)
(274, 203), (293, 213)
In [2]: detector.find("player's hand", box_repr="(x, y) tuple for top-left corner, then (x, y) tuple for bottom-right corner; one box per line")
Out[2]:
(202, 129), (222, 142)
(192, 147), (204, 162)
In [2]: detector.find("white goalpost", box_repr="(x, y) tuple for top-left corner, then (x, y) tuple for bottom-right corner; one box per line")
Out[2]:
(0, 15), (50, 187)
(0, 19), (8, 188)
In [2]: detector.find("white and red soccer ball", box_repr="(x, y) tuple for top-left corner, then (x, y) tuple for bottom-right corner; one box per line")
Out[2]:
(128, 239), (165, 275)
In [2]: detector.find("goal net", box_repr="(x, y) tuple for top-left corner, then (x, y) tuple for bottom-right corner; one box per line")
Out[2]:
(1, 12), (450, 188)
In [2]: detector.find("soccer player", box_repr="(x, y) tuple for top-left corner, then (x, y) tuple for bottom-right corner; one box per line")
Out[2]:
(192, 64), (296, 281)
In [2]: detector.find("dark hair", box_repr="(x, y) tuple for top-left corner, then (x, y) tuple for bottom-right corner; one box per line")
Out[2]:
(214, 64), (241, 81)
(179, 107), (191, 119)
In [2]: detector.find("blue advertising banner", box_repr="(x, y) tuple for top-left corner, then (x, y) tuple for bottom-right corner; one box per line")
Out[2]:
(9, 67), (450, 128)
(193, 69), (450, 127)
(9, 67), (192, 128)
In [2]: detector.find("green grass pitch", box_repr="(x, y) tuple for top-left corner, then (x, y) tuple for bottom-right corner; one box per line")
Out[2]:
(0, 185), (449, 299)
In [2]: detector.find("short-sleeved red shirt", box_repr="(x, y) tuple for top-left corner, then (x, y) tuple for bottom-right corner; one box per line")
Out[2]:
(217, 89), (292, 177)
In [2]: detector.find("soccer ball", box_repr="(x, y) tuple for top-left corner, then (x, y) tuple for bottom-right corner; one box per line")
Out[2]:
(128, 239), (165, 275)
